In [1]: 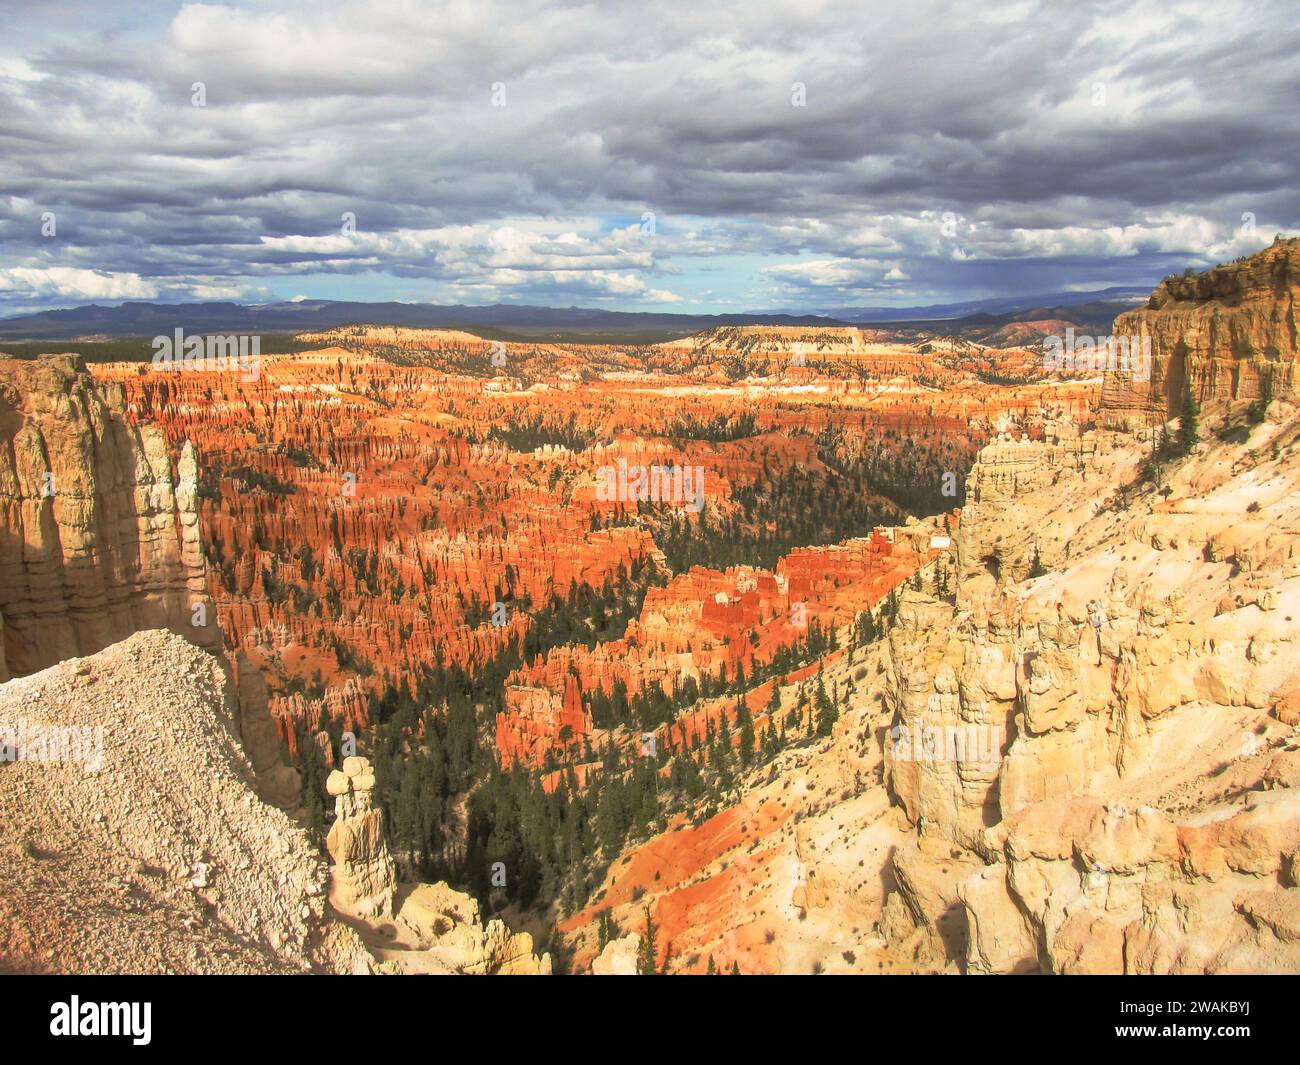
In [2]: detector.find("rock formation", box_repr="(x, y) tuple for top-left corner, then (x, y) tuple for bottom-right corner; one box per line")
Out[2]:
(0, 632), (553, 975)
(555, 243), (1300, 974)
(87, 324), (1059, 752)
(1106, 235), (1300, 426)
(0, 355), (300, 813)
(14, 256), (1289, 977)
(497, 528), (941, 768)
(559, 393), (1299, 974)
(318, 762), (551, 974)
(325, 756), (397, 919)
(395, 881), (552, 975)
(0, 355), (219, 680)
(592, 933), (641, 974)
(875, 406), (1300, 973)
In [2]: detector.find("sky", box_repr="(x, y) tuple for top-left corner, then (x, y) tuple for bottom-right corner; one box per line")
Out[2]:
(1, 0), (1298, 316)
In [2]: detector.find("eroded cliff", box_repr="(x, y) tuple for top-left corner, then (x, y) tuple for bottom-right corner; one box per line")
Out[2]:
(558, 244), (1300, 974)
(0, 355), (219, 680)
(1106, 236), (1300, 426)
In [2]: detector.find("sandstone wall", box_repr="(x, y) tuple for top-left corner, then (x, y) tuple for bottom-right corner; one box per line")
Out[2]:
(870, 241), (1300, 972)
(0, 355), (299, 814)
(877, 406), (1300, 973)
(0, 355), (219, 679)
(1106, 236), (1300, 426)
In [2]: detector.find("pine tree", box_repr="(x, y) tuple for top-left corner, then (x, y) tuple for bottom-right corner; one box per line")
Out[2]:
(737, 699), (755, 767)
(1144, 422), (1169, 482)
(296, 726), (327, 839)
(598, 909), (617, 949)
(1176, 372), (1200, 456)
(707, 955), (716, 975)
(637, 906), (659, 975)
(814, 672), (837, 736)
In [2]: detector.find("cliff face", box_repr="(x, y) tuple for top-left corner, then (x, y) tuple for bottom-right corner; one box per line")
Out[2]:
(564, 405), (1300, 975)
(0, 355), (299, 813)
(0, 355), (219, 680)
(557, 247), (1300, 975)
(1107, 237), (1300, 425)
(876, 407), (1300, 973)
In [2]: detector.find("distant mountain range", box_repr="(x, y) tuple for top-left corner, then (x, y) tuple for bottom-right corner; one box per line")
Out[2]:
(0, 300), (841, 341)
(820, 286), (1150, 323)
(0, 288), (1151, 341)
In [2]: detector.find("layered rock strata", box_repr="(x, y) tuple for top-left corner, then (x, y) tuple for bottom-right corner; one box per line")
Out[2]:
(1106, 236), (1300, 426)
(0, 355), (218, 680)
(878, 400), (1300, 973)
(0, 355), (300, 812)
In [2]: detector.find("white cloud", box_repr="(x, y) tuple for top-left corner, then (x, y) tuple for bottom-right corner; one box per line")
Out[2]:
(0, 268), (157, 300)
(763, 258), (904, 289)
(0, 0), (1295, 312)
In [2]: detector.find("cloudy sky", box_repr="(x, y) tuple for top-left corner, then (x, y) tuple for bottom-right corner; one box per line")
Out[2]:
(1, 0), (1298, 316)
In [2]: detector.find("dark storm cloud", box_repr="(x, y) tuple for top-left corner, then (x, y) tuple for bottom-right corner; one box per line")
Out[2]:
(0, 0), (1297, 312)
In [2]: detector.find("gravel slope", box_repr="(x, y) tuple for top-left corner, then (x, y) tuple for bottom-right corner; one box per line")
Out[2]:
(0, 630), (365, 974)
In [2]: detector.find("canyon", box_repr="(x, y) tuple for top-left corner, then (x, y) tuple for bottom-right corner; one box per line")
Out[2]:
(560, 242), (1300, 974)
(1, 239), (1297, 974)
